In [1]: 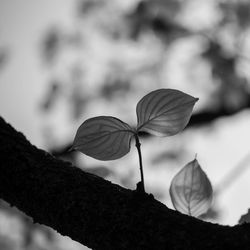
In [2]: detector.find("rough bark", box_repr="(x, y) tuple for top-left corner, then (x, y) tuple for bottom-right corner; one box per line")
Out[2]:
(0, 116), (250, 250)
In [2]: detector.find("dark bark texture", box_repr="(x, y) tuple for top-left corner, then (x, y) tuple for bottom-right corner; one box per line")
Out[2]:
(0, 116), (250, 250)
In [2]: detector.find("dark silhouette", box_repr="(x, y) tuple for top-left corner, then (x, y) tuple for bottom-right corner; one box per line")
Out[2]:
(1, 116), (250, 250)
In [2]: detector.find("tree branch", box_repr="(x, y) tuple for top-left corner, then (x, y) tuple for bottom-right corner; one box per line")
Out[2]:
(0, 117), (250, 250)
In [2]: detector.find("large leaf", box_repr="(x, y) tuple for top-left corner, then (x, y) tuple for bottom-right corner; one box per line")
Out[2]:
(169, 158), (213, 217)
(72, 116), (134, 160)
(136, 89), (198, 136)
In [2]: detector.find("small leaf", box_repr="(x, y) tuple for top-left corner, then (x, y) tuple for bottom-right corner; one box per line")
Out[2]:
(238, 209), (250, 224)
(169, 158), (213, 217)
(136, 89), (198, 136)
(72, 116), (134, 160)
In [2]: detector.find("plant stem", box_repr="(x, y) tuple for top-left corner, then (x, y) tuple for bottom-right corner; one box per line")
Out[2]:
(135, 134), (145, 193)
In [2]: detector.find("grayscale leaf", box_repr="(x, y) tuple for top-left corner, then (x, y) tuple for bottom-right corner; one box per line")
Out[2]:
(239, 209), (250, 224)
(72, 116), (134, 161)
(169, 158), (213, 217)
(136, 89), (198, 136)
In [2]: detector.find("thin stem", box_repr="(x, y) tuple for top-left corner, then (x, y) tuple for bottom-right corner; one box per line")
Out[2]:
(134, 134), (145, 193)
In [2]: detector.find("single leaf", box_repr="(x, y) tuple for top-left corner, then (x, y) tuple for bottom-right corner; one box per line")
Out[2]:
(136, 89), (198, 136)
(169, 158), (213, 217)
(72, 116), (134, 161)
(239, 209), (250, 224)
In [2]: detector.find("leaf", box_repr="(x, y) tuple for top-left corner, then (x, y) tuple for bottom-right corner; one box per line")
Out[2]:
(136, 89), (198, 136)
(72, 116), (134, 161)
(238, 209), (250, 224)
(169, 158), (213, 217)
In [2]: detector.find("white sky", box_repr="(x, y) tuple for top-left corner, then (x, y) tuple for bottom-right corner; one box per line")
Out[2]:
(0, 0), (74, 147)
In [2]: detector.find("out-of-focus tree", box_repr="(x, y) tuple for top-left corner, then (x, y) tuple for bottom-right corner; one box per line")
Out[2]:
(40, 0), (250, 191)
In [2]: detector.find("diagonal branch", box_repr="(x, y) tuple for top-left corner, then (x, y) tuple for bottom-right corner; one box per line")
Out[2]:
(0, 116), (250, 250)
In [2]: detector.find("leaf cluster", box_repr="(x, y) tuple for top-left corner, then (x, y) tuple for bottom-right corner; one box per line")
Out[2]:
(72, 89), (198, 160)
(72, 89), (212, 217)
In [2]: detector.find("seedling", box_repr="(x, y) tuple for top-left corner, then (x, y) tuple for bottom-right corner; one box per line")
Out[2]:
(72, 88), (213, 217)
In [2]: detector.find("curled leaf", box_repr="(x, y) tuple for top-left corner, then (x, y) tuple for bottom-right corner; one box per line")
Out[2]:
(72, 116), (134, 160)
(136, 89), (198, 136)
(169, 158), (213, 217)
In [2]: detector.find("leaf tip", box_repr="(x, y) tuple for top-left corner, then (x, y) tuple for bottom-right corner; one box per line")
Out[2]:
(194, 153), (198, 159)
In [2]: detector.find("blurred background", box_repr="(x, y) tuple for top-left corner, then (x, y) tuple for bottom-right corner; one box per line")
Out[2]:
(1, 0), (250, 249)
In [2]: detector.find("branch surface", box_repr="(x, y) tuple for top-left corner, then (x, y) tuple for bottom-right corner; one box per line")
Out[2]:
(0, 117), (250, 250)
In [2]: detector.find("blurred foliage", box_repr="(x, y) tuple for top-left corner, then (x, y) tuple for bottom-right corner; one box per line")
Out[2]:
(0, 199), (55, 250)
(239, 208), (250, 224)
(41, 0), (250, 123)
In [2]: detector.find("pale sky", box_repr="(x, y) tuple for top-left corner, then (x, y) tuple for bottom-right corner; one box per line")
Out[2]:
(0, 0), (74, 147)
